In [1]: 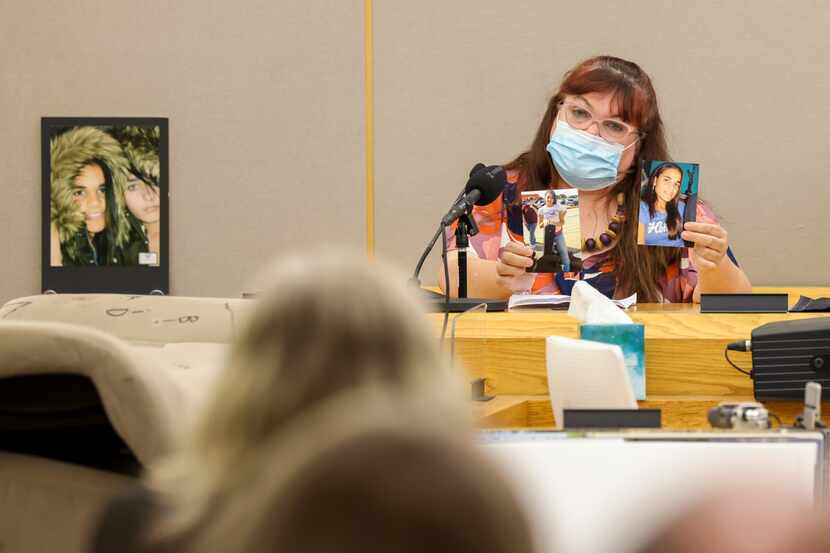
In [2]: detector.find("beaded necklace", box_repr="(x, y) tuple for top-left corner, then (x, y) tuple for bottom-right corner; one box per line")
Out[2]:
(583, 192), (626, 252)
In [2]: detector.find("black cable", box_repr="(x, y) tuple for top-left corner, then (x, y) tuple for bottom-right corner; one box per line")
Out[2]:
(412, 187), (466, 283)
(440, 223), (450, 346)
(724, 346), (752, 377)
(412, 224), (446, 285)
(411, 186), (466, 347)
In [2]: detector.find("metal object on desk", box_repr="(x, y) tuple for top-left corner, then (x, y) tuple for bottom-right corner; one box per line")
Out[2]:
(708, 401), (769, 430)
(796, 382), (825, 430)
(471, 378), (494, 402)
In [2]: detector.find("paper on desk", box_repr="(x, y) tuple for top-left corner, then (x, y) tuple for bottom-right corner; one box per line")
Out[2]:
(507, 290), (636, 312)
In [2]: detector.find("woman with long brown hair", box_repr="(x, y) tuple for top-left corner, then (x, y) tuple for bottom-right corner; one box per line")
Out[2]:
(441, 56), (750, 302)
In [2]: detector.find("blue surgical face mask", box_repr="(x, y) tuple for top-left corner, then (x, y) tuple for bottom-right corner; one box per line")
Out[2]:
(546, 118), (636, 191)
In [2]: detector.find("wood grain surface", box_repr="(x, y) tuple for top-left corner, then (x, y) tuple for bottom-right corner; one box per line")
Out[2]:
(476, 395), (830, 431)
(435, 288), (830, 397)
(454, 287), (830, 429)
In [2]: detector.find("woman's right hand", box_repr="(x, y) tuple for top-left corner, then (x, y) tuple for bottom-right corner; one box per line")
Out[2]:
(496, 240), (535, 292)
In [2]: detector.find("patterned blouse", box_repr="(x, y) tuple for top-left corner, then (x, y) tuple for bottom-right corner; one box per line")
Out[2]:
(448, 170), (736, 303)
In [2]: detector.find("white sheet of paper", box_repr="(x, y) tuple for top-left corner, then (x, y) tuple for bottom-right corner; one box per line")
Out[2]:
(508, 292), (636, 310)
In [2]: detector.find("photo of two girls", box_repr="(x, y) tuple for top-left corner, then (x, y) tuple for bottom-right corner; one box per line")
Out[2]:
(48, 124), (163, 267)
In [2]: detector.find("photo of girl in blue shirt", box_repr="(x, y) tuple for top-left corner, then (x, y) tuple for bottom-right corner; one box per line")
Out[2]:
(638, 161), (698, 248)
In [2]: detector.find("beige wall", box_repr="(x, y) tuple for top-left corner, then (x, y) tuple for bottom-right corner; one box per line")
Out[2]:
(2, 1), (829, 303)
(0, 0), (364, 302)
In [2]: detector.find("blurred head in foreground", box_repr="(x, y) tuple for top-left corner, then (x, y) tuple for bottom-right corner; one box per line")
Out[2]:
(151, 250), (466, 541)
(189, 392), (537, 553)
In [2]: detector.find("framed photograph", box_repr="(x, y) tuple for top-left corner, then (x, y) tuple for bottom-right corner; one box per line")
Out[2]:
(522, 189), (582, 273)
(637, 160), (699, 248)
(42, 117), (169, 293)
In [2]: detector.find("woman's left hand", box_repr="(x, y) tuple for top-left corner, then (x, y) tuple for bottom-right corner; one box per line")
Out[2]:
(681, 221), (729, 271)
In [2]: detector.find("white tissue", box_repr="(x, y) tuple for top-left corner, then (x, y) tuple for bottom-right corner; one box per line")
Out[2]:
(567, 281), (633, 324)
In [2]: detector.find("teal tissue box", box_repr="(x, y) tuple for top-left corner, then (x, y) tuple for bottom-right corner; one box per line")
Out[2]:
(579, 323), (646, 400)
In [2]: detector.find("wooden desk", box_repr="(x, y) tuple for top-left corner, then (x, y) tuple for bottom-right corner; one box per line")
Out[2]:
(434, 286), (830, 429)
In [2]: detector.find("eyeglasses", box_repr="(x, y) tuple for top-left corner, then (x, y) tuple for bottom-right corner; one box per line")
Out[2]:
(558, 101), (643, 143)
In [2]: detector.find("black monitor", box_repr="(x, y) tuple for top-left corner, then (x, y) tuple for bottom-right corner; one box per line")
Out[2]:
(41, 117), (169, 294)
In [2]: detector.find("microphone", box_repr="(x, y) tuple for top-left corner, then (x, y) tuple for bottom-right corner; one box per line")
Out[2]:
(441, 164), (507, 226)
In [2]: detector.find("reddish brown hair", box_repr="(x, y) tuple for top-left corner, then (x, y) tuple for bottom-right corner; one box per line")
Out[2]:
(505, 55), (679, 301)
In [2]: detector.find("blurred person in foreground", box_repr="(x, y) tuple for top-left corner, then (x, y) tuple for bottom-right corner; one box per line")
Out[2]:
(635, 485), (829, 553)
(91, 250), (471, 552)
(188, 391), (538, 553)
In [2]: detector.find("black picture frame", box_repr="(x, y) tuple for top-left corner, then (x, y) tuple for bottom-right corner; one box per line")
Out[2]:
(41, 117), (170, 294)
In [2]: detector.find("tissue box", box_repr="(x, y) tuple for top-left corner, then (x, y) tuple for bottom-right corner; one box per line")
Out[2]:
(579, 323), (646, 400)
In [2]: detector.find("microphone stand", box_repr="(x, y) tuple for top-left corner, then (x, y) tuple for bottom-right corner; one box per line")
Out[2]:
(455, 212), (478, 299)
(433, 211), (506, 312)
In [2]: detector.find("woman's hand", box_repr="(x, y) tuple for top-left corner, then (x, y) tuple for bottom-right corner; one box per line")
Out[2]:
(496, 241), (535, 292)
(683, 220), (752, 300)
(680, 221), (728, 271)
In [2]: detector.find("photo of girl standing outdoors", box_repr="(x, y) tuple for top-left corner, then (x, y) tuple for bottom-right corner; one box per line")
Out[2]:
(522, 189), (580, 274)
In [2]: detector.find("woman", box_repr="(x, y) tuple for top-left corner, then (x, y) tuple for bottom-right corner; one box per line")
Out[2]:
(91, 251), (466, 553)
(441, 56), (751, 303)
(111, 126), (162, 265)
(50, 127), (132, 266)
(638, 162), (685, 247)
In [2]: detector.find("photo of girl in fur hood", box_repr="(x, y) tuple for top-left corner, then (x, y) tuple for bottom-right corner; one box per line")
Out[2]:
(110, 126), (162, 265)
(49, 125), (162, 267)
